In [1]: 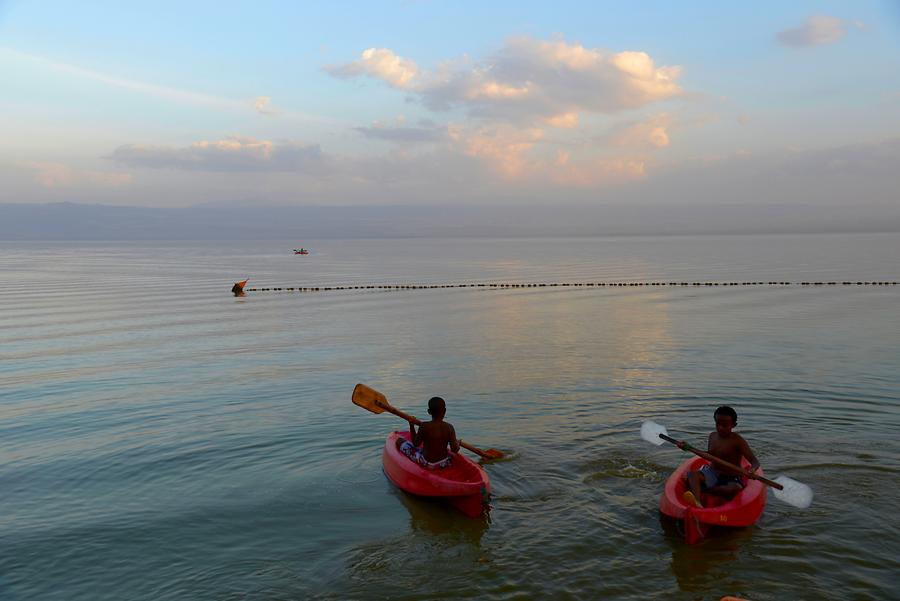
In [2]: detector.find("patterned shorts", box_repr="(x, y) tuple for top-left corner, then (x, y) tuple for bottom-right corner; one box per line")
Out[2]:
(399, 440), (452, 470)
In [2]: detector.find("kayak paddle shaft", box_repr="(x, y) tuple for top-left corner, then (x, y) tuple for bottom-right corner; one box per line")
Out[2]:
(659, 433), (784, 490)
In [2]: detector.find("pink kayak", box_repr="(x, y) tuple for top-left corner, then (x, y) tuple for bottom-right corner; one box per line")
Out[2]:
(660, 456), (767, 544)
(382, 431), (491, 518)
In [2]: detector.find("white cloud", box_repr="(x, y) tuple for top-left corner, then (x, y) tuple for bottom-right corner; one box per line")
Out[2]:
(17, 161), (132, 188)
(612, 114), (672, 149)
(108, 136), (324, 172)
(448, 123), (545, 178)
(544, 112), (580, 129)
(776, 15), (859, 48)
(323, 37), (686, 186)
(253, 96), (280, 116)
(447, 123), (648, 186)
(328, 37), (683, 124)
(326, 47), (419, 88)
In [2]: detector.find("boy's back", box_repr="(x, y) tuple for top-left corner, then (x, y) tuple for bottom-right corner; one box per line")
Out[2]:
(416, 419), (458, 463)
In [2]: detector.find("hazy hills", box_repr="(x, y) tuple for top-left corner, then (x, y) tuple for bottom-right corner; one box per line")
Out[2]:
(2, 202), (899, 240)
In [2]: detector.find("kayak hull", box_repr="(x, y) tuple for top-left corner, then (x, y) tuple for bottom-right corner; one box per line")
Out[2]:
(382, 431), (491, 518)
(660, 456), (766, 544)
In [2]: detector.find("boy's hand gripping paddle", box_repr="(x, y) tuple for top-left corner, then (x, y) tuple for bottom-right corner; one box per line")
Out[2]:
(641, 420), (813, 509)
(352, 383), (504, 460)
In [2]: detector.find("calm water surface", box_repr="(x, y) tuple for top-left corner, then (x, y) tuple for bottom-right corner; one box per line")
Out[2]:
(1, 234), (899, 600)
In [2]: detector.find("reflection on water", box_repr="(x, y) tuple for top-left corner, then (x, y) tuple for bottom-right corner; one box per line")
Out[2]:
(663, 517), (756, 595)
(393, 487), (489, 544)
(659, 514), (755, 594)
(460, 287), (674, 395)
(340, 487), (491, 600)
(1, 237), (898, 600)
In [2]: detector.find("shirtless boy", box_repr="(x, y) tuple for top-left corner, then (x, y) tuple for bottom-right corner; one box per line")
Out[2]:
(397, 396), (460, 469)
(681, 406), (760, 508)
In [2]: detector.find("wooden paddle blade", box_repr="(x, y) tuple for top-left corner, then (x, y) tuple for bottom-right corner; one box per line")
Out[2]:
(480, 448), (505, 460)
(352, 383), (389, 414)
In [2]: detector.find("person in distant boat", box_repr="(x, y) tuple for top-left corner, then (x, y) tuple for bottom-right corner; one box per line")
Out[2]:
(397, 396), (460, 469)
(680, 406), (760, 508)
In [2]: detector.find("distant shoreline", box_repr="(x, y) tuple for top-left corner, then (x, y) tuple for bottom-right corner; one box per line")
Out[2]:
(2, 201), (899, 240)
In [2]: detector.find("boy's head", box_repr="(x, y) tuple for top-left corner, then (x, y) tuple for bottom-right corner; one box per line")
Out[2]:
(714, 405), (738, 436)
(427, 396), (446, 418)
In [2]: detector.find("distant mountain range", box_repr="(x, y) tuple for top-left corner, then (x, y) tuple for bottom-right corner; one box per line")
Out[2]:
(2, 202), (899, 240)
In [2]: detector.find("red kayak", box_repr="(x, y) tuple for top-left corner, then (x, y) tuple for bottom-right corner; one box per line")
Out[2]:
(660, 456), (767, 544)
(382, 431), (491, 518)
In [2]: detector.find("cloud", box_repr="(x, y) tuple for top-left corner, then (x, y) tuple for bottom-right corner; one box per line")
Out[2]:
(354, 124), (446, 142)
(544, 112), (580, 129)
(448, 123), (545, 178)
(447, 123), (647, 185)
(108, 136), (324, 172)
(611, 113), (672, 148)
(325, 47), (419, 88)
(17, 161), (133, 188)
(776, 15), (862, 47)
(1, 48), (319, 122)
(777, 137), (900, 176)
(328, 37), (683, 124)
(324, 37), (686, 186)
(253, 96), (280, 116)
(2, 48), (246, 111)
(545, 153), (647, 187)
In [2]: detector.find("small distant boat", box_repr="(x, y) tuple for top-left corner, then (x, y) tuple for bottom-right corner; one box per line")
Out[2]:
(293, 248), (309, 255)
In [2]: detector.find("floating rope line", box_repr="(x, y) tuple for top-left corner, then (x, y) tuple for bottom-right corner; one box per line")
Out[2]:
(235, 281), (898, 293)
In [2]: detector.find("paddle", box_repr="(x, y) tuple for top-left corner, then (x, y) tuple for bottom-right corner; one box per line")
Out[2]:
(352, 383), (504, 460)
(641, 420), (813, 509)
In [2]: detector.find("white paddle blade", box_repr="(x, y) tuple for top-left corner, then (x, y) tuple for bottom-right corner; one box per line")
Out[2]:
(641, 421), (668, 446)
(772, 476), (814, 509)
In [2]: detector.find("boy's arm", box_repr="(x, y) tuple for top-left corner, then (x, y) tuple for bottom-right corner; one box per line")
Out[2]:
(740, 436), (761, 472)
(410, 420), (420, 445)
(448, 424), (460, 454)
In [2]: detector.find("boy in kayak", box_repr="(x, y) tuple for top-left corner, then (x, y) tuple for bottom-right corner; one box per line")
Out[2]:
(397, 396), (460, 469)
(681, 406), (760, 508)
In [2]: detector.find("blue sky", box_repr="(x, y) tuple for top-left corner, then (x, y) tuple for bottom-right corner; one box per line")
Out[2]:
(1, 1), (898, 207)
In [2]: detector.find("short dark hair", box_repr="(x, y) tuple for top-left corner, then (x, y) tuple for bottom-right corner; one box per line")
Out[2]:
(714, 405), (738, 425)
(427, 396), (446, 416)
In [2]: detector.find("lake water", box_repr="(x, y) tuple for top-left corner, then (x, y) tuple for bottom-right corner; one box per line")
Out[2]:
(1, 234), (899, 600)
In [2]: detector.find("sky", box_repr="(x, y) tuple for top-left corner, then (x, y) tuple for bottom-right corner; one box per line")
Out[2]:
(1, 1), (899, 208)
